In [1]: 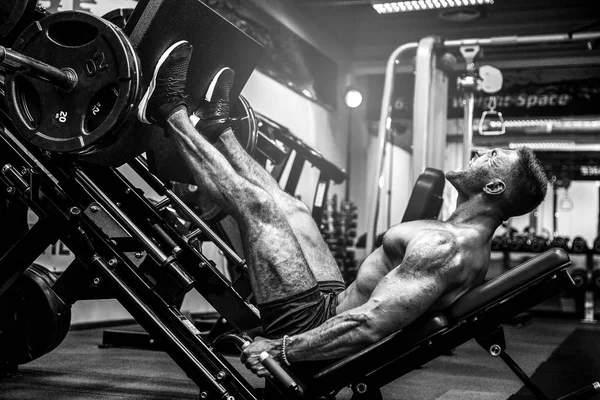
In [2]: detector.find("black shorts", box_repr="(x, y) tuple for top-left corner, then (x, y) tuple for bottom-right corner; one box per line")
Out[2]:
(257, 280), (346, 338)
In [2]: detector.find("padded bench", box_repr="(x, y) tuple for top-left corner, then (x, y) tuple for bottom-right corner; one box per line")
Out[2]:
(296, 248), (597, 400)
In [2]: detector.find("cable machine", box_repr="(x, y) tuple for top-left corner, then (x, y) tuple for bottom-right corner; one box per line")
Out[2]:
(366, 31), (600, 252)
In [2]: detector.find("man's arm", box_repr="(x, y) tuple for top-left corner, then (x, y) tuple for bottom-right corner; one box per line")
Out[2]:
(241, 230), (458, 375)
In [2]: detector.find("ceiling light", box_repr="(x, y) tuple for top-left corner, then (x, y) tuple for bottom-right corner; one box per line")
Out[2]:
(372, 0), (493, 14)
(344, 88), (363, 108)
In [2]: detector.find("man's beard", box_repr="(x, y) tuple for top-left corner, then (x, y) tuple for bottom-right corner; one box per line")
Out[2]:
(447, 167), (491, 197)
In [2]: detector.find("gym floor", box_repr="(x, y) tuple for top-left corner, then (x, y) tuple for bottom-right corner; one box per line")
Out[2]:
(2, 315), (599, 400)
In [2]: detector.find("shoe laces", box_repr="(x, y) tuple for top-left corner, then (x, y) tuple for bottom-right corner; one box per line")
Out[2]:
(206, 99), (229, 119)
(157, 76), (188, 102)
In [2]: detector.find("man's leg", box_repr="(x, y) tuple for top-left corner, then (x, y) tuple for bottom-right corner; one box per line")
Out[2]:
(137, 42), (319, 305)
(170, 113), (321, 303)
(193, 68), (344, 284)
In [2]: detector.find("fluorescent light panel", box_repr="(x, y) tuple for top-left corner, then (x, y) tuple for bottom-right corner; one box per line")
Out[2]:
(372, 0), (493, 14)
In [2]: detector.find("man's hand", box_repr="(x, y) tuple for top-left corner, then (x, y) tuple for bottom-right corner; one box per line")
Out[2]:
(240, 336), (281, 378)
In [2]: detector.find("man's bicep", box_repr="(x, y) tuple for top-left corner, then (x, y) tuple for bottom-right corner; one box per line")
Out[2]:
(366, 271), (444, 338)
(366, 235), (457, 337)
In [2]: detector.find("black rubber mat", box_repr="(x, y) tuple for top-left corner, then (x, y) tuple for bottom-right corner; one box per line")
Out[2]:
(508, 328), (600, 399)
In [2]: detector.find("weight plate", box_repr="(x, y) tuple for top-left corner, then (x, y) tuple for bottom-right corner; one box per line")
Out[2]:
(5, 11), (141, 154)
(32, 264), (71, 354)
(0, 263), (71, 365)
(231, 94), (258, 158)
(0, 0), (37, 39)
(102, 8), (134, 30)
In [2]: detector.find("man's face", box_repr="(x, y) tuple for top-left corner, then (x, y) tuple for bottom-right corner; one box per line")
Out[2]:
(446, 148), (519, 195)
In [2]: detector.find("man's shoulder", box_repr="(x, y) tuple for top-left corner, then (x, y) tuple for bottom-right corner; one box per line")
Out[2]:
(408, 226), (458, 250)
(384, 220), (452, 241)
(397, 228), (461, 274)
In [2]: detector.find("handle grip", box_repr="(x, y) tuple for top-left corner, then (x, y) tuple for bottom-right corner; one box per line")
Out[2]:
(259, 351), (304, 398)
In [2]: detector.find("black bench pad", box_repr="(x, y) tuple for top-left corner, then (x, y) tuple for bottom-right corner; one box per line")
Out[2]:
(309, 313), (447, 391)
(448, 248), (571, 320)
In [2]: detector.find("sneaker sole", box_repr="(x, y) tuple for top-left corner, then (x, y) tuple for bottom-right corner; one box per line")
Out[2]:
(137, 40), (189, 124)
(205, 67), (232, 102)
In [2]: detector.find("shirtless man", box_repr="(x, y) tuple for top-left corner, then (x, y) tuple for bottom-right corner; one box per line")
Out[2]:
(137, 42), (549, 377)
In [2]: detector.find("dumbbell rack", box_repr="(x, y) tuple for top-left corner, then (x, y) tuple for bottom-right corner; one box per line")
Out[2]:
(0, 109), (266, 399)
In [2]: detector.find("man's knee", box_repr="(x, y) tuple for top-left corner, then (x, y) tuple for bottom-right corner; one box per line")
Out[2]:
(283, 195), (312, 218)
(239, 183), (281, 220)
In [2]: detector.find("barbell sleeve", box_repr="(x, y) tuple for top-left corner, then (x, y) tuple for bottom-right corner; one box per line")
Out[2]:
(0, 45), (77, 91)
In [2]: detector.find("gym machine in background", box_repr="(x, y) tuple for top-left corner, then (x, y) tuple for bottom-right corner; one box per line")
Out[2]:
(256, 112), (347, 223)
(366, 30), (600, 253)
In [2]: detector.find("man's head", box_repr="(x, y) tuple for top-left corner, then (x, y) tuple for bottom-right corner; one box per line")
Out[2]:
(446, 147), (548, 218)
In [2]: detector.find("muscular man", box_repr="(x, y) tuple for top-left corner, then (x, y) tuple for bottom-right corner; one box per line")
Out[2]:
(137, 42), (548, 377)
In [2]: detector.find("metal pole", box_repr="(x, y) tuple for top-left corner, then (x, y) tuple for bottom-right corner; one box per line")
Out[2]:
(75, 169), (168, 264)
(463, 92), (475, 167)
(387, 136), (394, 229)
(129, 157), (245, 267)
(345, 109), (352, 202)
(443, 32), (600, 48)
(366, 42), (418, 252)
(0, 46), (77, 91)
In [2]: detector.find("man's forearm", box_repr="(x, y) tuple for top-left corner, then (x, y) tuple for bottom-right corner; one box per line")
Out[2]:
(285, 308), (381, 362)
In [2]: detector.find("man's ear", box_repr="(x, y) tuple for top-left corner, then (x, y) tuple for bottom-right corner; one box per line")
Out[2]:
(483, 179), (506, 195)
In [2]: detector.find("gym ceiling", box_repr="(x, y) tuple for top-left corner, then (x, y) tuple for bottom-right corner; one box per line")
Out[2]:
(291, 0), (600, 65)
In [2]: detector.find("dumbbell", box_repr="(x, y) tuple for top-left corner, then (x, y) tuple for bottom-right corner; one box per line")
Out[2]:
(491, 235), (506, 251)
(593, 237), (600, 253)
(568, 264), (588, 290)
(530, 235), (549, 252)
(592, 265), (600, 292)
(570, 236), (589, 253)
(550, 236), (570, 251)
(510, 234), (533, 252)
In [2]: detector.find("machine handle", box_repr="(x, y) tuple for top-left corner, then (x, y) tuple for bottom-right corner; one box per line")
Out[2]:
(556, 382), (600, 400)
(259, 351), (304, 398)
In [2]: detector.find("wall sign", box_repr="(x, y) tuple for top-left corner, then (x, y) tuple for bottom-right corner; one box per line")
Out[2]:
(366, 66), (600, 124)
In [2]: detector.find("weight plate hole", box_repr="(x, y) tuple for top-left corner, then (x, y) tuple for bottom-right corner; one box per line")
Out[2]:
(47, 20), (99, 47)
(15, 76), (41, 129)
(85, 83), (119, 133)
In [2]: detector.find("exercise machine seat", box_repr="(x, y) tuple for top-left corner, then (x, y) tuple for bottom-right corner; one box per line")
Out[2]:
(307, 248), (572, 396)
(448, 248), (571, 320)
(402, 167), (445, 222)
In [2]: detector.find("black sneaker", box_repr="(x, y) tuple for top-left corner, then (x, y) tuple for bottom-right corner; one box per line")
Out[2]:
(138, 40), (192, 125)
(190, 67), (235, 142)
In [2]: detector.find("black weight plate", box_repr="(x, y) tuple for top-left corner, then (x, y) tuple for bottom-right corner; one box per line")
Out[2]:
(77, 17), (142, 156)
(5, 11), (140, 154)
(29, 264), (71, 353)
(231, 94), (258, 158)
(0, 0), (37, 39)
(102, 8), (134, 30)
(0, 263), (70, 365)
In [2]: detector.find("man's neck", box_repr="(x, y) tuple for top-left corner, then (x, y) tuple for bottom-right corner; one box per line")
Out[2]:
(447, 196), (504, 239)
